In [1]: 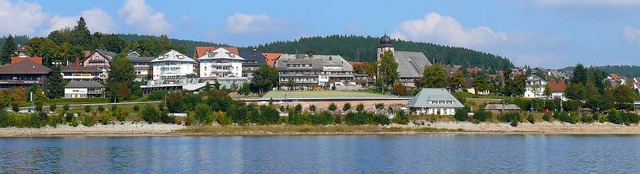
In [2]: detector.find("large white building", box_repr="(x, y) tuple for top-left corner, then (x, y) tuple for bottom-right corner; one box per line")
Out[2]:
(150, 50), (196, 80)
(198, 47), (244, 78)
(406, 88), (465, 115)
(524, 75), (547, 98)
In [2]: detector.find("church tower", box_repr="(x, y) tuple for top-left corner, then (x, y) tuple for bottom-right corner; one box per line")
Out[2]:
(377, 32), (394, 62)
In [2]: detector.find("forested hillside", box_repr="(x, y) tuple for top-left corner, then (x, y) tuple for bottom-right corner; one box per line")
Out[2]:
(593, 65), (640, 78)
(244, 35), (514, 71)
(116, 34), (230, 57)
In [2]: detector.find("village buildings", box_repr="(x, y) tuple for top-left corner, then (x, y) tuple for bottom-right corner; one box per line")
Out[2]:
(150, 50), (196, 80)
(406, 88), (464, 115)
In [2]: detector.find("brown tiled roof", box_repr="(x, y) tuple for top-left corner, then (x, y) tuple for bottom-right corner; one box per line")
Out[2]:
(195, 46), (239, 58)
(262, 53), (283, 66)
(11, 57), (42, 65)
(610, 74), (620, 81)
(548, 80), (566, 92)
(61, 65), (102, 73)
(0, 59), (51, 75)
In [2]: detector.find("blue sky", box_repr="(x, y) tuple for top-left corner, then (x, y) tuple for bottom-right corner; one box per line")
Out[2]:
(1, 0), (639, 68)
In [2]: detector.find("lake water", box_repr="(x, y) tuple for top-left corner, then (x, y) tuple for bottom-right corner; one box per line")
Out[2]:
(1, 135), (639, 173)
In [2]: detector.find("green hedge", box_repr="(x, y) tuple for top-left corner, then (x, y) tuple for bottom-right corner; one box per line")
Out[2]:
(48, 98), (110, 104)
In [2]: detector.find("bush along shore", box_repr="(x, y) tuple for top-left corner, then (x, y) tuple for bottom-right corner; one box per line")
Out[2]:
(2, 88), (640, 136)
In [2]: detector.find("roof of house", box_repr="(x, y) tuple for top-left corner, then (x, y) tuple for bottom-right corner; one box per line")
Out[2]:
(11, 57), (43, 65)
(394, 51), (432, 78)
(610, 74), (621, 80)
(126, 51), (155, 63)
(65, 81), (105, 88)
(276, 54), (353, 72)
(239, 50), (267, 64)
(0, 59), (51, 75)
(548, 80), (567, 92)
(151, 50), (196, 63)
(406, 88), (464, 108)
(262, 53), (283, 66)
(61, 65), (102, 73)
(484, 104), (521, 110)
(195, 46), (239, 58)
(198, 47), (245, 61)
(83, 49), (117, 63)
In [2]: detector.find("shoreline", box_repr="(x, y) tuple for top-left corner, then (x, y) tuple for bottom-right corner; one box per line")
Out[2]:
(2, 121), (640, 137)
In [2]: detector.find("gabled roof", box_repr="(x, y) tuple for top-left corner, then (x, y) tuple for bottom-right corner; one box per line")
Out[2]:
(239, 50), (267, 64)
(262, 53), (283, 66)
(394, 51), (432, 78)
(548, 80), (566, 92)
(126, 51), (155, 63)
(0, 59), (51, 75)
(11, 57), (43, 65)
(151, 50), (195, 63)
(84, 49), (117, 63)
(61, 65), (102, 73)
(65, 81), (105, 88)
(610, 74), (621, 81)
(198, 47), (245, 61)
(407, 88), (464, 108)
(195, 46), (239, 58)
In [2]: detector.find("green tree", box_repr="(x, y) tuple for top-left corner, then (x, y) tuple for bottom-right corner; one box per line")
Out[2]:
(356, 103), (364, 113)
(49, 104), (57, 112)
(142, 104), (160, 123)
(72, 17), (92, 48)
(46, 66), (65, 99)
(309, 105), (316, 113)
(454, 108), (470, 121)
(565, 83), (587, 100)
(503, 75), (526, 97)
(392, 82), (405, 95)
(418, 64), (447, 88)
(472, 75), (493, 94)
(543, 83), (552, 98)
(107, 54), (135, 102)
(0, 35), (15, 64)
(193, 103), (212, 124)
(612, 85), (637, 110)
(447, 70), (466, 91)
(571, 64), (587, 85)
(251, 64), (279, 93)
(377, 50), (398, 87)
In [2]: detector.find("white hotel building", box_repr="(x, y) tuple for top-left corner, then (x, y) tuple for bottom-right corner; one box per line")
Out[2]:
(198, 47), (244, 78)
(150, 50), (196, 80)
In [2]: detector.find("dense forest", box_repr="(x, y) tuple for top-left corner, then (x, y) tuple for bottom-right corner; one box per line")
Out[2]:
(115, 34), (231, 57)
(243, 35), (514, 72)
(593, 65), (640, 78)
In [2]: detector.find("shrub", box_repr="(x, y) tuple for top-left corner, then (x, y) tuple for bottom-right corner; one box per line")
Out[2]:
(527, 114), (535, 124)
(142, 104), (160, 123)
(70, 117), (79, 127)
(98, 105), (104, 112)
(294, 104), (303, 113)
(84, 106), (91, 113)
(11, 104), (19, 113)
(581, 115), (593, 123)
(592, 113), (600, 122)
(160, 110), (174, 124)
(110, 105), (117, 113)
(49, 104), (57, 112)
(500, 112), (521, 123)
(115, 108), (127, 122)
(148, 90), (167, 100)
(328, 103), (337, 112)
(99, 113), (110, 125)
(0, 110), (9, 127)
(309, 105), (316, 113)
(82, 115), (95, 127)
(63, 104), (70, 112)
(543, 112), (552, 122)
(375, 103), (384, 110)
(343, 103), (351, 112)
(473, 110), (491, 122)
(193, 103), (212, 125)
(133, 105), (139, 112)
(392, 110), (410, 124)
(356, 103), (364, 113)
(65, 113), (74, 123)
(454, 108), (469, 121)
(34, 103), (43, 112)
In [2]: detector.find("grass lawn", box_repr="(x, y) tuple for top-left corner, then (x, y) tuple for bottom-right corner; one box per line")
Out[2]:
(262, 90), (400, 99)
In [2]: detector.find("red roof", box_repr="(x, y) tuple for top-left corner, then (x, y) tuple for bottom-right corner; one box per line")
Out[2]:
(610, 74), (620, 81)
(195, 46), (239, 58)
(11, 57), (42, 65)
(0, 59), (51, 75)
(635, 82), (640, 88)
(262, 53), (283, 66)
(548, 80), (567, 92)
(466, 67), (479, 74)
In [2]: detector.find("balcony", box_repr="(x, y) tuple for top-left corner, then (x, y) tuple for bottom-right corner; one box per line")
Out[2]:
(0, 80), (41, 85)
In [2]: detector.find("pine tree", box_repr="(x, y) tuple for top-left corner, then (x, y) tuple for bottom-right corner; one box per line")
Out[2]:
(46, 66), (65, 99)
(0, 35), (16, 64)
(72, 17), (92, 48)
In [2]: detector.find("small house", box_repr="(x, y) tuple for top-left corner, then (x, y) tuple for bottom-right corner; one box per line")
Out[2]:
(406, 88), (464, 115)
(64, 81), (105, 98)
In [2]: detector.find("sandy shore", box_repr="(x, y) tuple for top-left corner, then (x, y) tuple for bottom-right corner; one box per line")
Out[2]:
(0, 122), (185, 137)
(2, 121), (640, 137)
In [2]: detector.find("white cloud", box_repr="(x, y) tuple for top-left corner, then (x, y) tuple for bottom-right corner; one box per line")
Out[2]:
(118, 0), (172, 35)
(48, 8), (116, 34)
(225, 13), (272, 34)
(0, 0), (47, 36)
(534, 0), (640, 7)
(623, 25), (640, 45)
(392, 12), (508, 48)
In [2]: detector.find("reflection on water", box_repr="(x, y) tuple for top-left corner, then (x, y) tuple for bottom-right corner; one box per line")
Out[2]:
(1, 135), (640, 173)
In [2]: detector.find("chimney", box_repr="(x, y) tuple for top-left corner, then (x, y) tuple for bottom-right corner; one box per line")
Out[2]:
(252, 48), (257, 55)
(75, 57), (80, 67)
